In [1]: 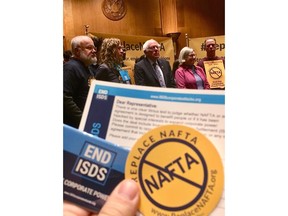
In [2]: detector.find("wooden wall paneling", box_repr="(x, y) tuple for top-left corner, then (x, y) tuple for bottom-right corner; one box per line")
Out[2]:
(64, 0), (164, 40)
(159, 0), (178, 35)
(73, 0), (90, 35)
(63, 0), (74, 50)
(128, 0), (162, 36)
(63, 0), (225, 55)
(175, 0), (225, 57)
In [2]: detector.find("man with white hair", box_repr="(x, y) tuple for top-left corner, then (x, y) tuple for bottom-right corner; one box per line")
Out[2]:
(134, 39), (176, 88)
(63, 35), (97, 128)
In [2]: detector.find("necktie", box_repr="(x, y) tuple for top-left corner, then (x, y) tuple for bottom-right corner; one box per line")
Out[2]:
(153, 63), (166, 87)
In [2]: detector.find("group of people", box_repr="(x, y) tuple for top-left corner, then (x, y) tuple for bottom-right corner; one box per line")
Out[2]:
(63, 35), (224, 215)
(64, 35), (225, 128)
(132, 38), (224, 90)
(174, 37), (225, 89)
(63, 36), (127, 128)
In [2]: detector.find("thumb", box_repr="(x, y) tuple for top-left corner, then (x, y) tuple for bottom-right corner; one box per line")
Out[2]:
(98, 179), (140, 216)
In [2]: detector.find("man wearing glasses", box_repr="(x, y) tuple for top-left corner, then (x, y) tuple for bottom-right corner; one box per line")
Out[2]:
(197, 38), (225, 75)
(134, 39), (176, 88)
(63, 35), (97, 128)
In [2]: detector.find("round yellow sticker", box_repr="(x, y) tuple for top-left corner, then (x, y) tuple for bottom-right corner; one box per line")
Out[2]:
(125, 125), (224, 216)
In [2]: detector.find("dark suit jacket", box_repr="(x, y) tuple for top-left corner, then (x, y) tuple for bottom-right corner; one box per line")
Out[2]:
(134, 57), (176, 88)
(95, 63), (121, 83)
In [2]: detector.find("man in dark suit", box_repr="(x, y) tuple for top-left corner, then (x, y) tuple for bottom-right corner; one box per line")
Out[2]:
(134, 39), (176, 88)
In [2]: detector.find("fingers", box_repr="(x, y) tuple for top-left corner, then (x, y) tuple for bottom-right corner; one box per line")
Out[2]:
(63, 179), (140, 216)
(98, 179), (140, 216)
(63, 200), (90, 216)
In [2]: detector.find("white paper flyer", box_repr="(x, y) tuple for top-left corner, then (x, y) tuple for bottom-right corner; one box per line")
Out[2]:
(79, 80), (225, 216)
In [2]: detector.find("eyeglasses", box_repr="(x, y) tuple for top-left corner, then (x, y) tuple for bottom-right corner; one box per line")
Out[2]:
(206, 44), (216, 48)
(188, 53), (196, 57)
(147, 45), (160, 51)
(82, 45), (97, 51)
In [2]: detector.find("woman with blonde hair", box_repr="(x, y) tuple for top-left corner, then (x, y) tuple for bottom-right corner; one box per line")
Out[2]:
(96, 38), (131, 84)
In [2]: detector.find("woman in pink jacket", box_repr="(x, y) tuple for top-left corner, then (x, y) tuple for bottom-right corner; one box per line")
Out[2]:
(175, 47), (210, 89)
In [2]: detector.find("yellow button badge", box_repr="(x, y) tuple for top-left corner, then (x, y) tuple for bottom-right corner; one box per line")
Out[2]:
(125, 124), (224, 216)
